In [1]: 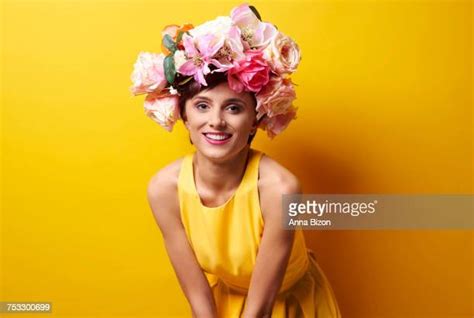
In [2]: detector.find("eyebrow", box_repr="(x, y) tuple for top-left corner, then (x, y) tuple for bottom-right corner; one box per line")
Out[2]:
(193, 96), (247, 106)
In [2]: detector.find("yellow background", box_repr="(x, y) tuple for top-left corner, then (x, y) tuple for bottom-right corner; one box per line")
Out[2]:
(1, 0), (472, 317)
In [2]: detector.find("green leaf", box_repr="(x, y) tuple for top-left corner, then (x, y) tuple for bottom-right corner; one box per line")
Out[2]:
(164, 54), (176, 84)
(176, 31), (184, 43)
(162, 34), (177, 53)
(249, 5), (262, 21)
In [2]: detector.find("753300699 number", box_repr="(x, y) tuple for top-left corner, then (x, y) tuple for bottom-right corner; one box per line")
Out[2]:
(0, 302), (52, 313)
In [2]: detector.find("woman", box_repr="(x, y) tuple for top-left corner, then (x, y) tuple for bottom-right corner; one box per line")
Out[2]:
(131, 4), (341, 317)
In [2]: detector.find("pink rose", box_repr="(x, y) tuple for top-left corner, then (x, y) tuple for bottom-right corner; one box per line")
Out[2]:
(130, 52), (167, 96)
(144, 93), (180, 132)
(259, 106), (297, 138)
(255, 77), (296, 120)
(227, 50), (270, 93)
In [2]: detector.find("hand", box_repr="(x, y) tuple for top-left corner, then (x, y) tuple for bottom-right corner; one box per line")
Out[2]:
(241, 310), (272, 318)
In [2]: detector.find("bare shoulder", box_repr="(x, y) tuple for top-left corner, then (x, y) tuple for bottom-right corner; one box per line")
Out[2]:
(258, 154), (302, 222)
(147, 157), (184, 194)
(259, 154), (302, 194)
(147, 157), (184, 198)
(146, 157), (184, 224)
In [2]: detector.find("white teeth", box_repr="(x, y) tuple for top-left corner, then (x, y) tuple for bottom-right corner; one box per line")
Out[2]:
(205, 133), (230, 140)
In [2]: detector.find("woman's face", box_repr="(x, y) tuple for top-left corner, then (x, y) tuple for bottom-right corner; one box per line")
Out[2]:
(183, 81), (257, 161)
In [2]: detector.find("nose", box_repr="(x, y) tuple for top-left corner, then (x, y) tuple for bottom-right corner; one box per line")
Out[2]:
(208, 108), (226, 128)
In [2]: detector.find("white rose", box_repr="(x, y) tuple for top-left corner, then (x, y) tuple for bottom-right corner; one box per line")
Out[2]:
(173, 50), (187, 70)
(263, 32), (301, 75)
(188, 16), (232, 42)
(130, 52), (167, 95)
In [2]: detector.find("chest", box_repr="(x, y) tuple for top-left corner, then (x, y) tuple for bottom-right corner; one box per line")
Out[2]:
(197, 187), (239, 208)
(184, 193), (264, 282)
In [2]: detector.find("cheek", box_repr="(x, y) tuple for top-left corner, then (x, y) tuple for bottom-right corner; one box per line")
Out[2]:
(228, 116), (255, 133)
(184, 112), (205, 129)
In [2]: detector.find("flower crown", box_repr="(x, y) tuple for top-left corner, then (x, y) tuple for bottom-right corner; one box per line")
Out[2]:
(130, 3), (301, 138)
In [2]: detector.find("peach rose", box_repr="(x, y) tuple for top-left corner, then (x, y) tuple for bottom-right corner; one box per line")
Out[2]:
(263, 32), (301, 75)
(144, 93), (180, 132)
(259, 106), (297, 138)
(255, 76), (296, 119)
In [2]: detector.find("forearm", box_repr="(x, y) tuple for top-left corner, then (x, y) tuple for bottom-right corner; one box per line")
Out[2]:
(241, 245), (291, 317)
(191, 303), (217, 318)
(241, 286), (277, 318)
(188, 287), (218, 318)
(148, 173), (218, 317)
(163, 240), (218, 318)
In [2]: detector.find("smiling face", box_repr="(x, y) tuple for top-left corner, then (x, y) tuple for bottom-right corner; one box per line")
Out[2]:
(182, 81), (258, 161)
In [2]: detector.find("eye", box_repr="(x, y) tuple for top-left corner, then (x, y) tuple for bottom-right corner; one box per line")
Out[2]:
(195, 103), (209, 110)
(226, 104), (241, 113)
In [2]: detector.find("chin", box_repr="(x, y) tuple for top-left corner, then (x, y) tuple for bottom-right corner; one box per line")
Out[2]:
(197, 145), (234, 161)
(195, 137), (248, 161)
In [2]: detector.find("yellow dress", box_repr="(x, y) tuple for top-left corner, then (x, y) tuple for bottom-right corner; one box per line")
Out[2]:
(177, 148), (341, 318)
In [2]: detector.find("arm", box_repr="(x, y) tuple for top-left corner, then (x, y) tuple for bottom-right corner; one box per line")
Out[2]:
(241, 175), (302, 318)
(147, 169), (218, 318)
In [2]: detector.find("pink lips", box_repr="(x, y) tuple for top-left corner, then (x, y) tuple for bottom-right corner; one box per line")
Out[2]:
(202, 132), (232, 145)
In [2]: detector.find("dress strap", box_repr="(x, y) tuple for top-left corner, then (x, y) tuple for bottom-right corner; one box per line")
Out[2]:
(177, 152), (196, 194)
(239, 148), (264, 193)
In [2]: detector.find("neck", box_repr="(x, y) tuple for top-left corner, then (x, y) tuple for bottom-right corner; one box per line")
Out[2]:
(193, 146), (251, 193)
